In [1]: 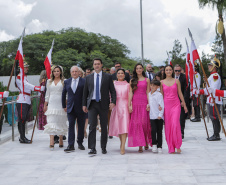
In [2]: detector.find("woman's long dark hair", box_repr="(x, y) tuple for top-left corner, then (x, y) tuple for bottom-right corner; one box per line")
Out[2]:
(131, 63), (146, 92)
(163, 64), (175, 79)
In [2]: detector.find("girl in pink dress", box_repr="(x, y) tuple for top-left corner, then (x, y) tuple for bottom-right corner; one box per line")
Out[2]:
(109, 69), (130, 155)
(128, 63), (152, 153)
(161, 65), (188, 153)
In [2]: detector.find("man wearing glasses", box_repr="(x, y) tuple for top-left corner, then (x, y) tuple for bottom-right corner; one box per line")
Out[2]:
(112, 62), (130, 83)
(174, 64), (188, 139)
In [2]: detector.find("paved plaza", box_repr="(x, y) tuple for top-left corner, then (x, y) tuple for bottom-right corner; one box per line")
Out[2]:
(1, 119), (226, 185)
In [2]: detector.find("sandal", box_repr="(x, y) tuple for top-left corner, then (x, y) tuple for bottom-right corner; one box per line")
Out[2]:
(145, 145), (149, 150)
(138, 147), (143, 153)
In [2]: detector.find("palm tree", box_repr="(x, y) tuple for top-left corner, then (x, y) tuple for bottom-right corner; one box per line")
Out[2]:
(198, 0), (226, 64)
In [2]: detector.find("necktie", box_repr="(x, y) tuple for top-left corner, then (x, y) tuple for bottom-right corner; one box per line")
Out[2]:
(72, 79), (77, 93)
(148, 72), (152, 81)
(96, 74), (100, 102)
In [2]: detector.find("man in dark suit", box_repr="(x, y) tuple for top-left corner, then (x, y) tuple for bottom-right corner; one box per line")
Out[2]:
(174, 64), (188, 139)
(112, 62), (130, 83)
(62, 66), (86, 152)
(145, 64), (155, 81)
(83, 58), (116, 154)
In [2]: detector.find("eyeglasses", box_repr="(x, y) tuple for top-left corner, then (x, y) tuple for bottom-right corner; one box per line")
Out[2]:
(115, 65), (121, 68)
(175, 70), (181, 72)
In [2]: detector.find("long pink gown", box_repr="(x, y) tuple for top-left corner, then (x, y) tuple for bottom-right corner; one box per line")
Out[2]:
(128, 78), (152, 147)
(162, 80), (182, 153)
(109, 81), (130, 136)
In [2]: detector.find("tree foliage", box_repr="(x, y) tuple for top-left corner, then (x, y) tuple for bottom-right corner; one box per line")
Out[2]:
(0, 27), (137, 78)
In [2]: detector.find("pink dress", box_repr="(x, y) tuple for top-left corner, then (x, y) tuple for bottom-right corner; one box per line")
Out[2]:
(162, 80), (182, 153)
(109, 81), (130, 136)
(128, 78), (152, 147)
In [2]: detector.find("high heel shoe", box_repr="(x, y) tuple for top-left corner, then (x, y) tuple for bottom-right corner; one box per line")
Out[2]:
(59, 145), (64, 148)
(49, 145), (54, 151)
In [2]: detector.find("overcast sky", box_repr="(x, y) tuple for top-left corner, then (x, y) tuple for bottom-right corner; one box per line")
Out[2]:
(0, 0), (220, 66)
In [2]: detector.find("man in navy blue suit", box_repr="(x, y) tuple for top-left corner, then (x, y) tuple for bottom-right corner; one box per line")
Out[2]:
(62, 66), (86, 152)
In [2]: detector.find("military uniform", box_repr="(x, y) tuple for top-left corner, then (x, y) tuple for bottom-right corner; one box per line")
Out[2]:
(16, 72), (42, 143)
(191, 71), (201, 122)
(198, 57), (222, 141)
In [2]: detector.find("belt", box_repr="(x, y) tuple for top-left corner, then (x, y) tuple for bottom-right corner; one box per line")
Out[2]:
(91, 99), (101, 102)
(20, 92), (31, 96)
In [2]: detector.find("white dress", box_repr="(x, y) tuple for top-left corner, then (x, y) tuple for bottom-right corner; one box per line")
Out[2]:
(43, 80), (68, 135)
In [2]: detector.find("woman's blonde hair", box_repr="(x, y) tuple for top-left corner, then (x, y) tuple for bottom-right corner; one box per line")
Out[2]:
(39, 70), (47, 84)
(49, 65), (64, 85)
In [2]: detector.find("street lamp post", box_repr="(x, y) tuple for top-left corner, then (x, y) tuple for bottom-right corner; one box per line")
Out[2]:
(140, 0), (144, 65)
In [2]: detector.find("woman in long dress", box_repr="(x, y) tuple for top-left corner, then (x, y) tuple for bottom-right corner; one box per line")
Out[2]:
(128, 63), (152, 153)
(43, 65), (67, 149)
(38, 70), (47, 130)
(109, 69), (130, 155)
(161, 65), (188, 153)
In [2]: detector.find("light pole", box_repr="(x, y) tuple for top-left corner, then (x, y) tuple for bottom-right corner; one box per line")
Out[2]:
(140, 0), (144, 65)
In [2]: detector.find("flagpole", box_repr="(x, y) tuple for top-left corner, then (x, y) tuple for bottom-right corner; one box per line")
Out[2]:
(0, 60), (17, 119)
(193, 74), (209, 138)
(140, 0), (144, 65)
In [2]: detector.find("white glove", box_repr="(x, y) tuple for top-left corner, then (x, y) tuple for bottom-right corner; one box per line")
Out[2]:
(206, 87), (214, 94)
(40, 86), (45, 92)
(195, 89), (200, 95)
(3, 91), (9, 98)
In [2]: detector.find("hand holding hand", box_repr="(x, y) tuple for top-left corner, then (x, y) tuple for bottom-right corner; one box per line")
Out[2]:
(83, 106), (88, 113)
(158, 105), (162, 111)
(129, 105), (133, 113)
(146, 105), (150, 111)
(109, 103), (115, 110)
(3, 91), (9, 98)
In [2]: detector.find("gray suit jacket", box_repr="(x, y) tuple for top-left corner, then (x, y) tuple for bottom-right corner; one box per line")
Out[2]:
(82, 72), (116, 110)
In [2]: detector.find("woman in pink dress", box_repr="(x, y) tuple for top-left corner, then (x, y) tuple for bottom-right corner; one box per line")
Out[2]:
(161, 65), (188, 153)
(128, 63), (152, 153)
(109, 69), (130, 155)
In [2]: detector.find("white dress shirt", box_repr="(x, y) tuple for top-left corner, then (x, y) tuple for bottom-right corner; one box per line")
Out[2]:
(71, 77), (79, 93)
(92, 71), (102, 100)
(175, 74), (180, 79)
(148, 91), (164, 119)
(146, 71), (153, 80)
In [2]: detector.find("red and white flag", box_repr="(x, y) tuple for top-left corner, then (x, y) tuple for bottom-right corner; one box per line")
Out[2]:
(188, 28), (200, 92)
(15, 28), (25, 95)
(185, 38), (190, 89)
(44, 39), (54, 79)
(166, 51), (172, 66)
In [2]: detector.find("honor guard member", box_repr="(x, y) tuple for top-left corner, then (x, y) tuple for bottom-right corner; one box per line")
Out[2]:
(191, 62), (201, 122)
(16, 61), (45, 143)
(0, 91), (9, 99)
(196, 56), (222, 141)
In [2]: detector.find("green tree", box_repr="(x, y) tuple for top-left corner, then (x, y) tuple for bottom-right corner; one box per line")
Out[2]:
(198, 0), (226, 65)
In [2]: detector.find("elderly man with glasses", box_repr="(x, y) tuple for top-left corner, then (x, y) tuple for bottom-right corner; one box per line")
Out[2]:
(112, 62), (130, 83)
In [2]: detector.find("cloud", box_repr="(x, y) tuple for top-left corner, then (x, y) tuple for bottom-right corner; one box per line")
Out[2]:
(0, 0), (219, 66)
(0, 30), (15, 42)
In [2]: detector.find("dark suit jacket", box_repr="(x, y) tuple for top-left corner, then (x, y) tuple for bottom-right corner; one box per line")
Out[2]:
(82, 72), (116, 110)
(62, 77), (85, 114)
(112, 72), (130, 83)
(178, 73), (188, 100)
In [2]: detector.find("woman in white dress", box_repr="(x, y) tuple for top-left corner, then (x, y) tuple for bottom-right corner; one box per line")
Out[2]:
(44, 65), (67, 149)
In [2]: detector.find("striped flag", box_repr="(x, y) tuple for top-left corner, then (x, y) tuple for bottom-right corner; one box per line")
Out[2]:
(44, 39), (54, 79)
(166, 51), (172, 66)
(15, 28), (25, 95)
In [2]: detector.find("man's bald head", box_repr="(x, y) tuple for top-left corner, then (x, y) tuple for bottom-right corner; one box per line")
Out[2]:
(146, 64), (152, 72)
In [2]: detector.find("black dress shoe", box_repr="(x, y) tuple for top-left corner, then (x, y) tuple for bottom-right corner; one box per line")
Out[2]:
(78, 144), (85, 150)
(190, 118), (201, 122)
(207, 135), (221, 141)
(24, 137), (31, 143)
(102, 148), (107, 154)
(19, 138), (30, 144)
(88, 148), (97, 154)
(109, 136), (113, 139)
(64, 145), (75, 153)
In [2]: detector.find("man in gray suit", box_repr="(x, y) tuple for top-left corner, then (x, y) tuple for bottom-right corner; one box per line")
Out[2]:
(83, 58), (116, 155)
